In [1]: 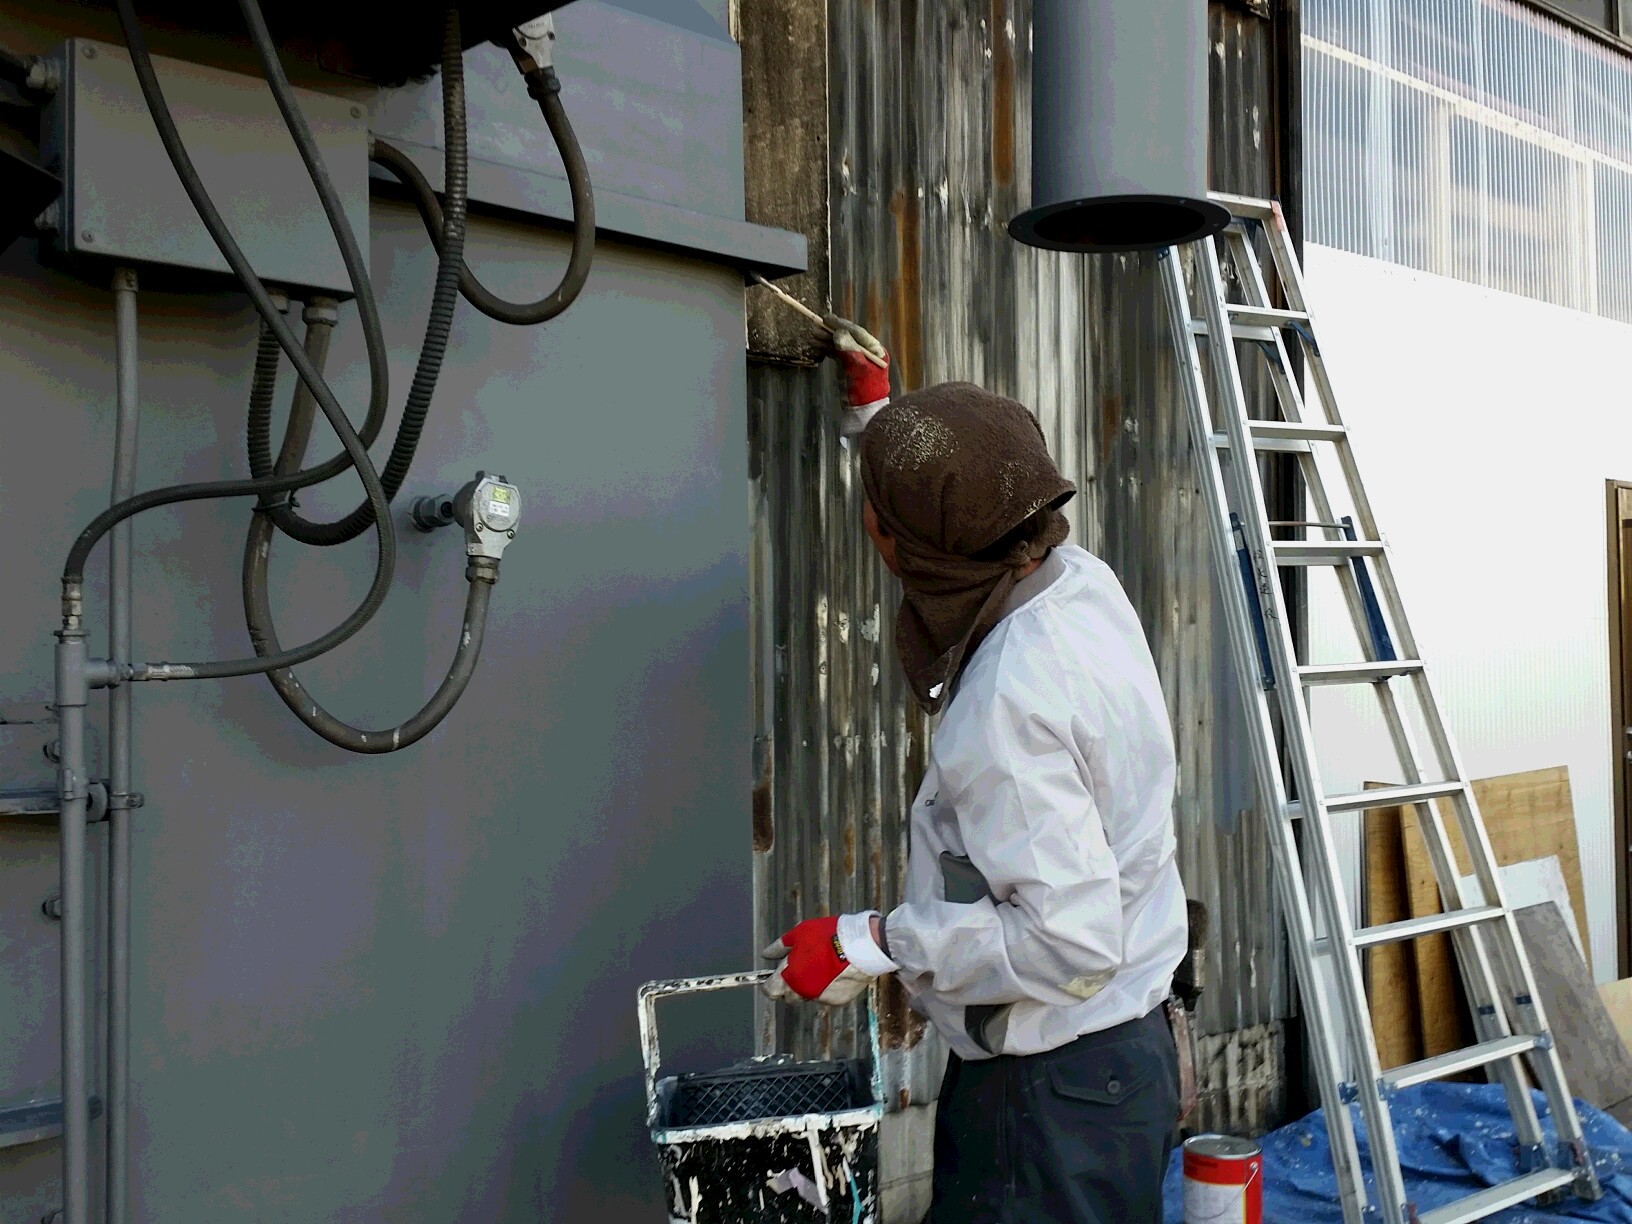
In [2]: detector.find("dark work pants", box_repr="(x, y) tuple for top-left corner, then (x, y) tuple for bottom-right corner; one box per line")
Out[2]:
(929, 1006), (1179, 1224)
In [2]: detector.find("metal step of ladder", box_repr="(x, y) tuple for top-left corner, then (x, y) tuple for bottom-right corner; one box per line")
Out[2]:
(1159, 193), (1602, 1224)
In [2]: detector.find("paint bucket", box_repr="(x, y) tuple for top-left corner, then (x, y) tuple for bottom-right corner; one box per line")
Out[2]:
(1182, 1134), (1262, 1224)
(637, 972), (883, 1223)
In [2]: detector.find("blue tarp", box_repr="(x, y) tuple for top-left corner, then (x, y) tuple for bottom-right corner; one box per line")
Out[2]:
(1162, 1084), (1632, 1222)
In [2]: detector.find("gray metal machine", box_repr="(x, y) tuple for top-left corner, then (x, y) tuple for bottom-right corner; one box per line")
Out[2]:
(14, 8), (592, 1221)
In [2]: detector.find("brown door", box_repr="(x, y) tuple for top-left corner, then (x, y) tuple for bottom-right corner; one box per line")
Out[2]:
(1611, 483), (1632, 976)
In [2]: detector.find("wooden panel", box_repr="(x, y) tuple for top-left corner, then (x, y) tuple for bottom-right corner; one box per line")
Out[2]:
(1400, 812), (1476, 1061)
(1600, 978), (1632, 1054)
(1516, 903), (1632, 1124)
(1363, 801), (1422, 1070)
(1387, 767), (1587, 1061)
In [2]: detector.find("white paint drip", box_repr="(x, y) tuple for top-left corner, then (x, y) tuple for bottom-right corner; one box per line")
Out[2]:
(805, 1122), (832, 1209)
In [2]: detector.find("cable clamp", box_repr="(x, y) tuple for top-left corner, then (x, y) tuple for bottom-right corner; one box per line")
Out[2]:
(510, 14), (556, 71)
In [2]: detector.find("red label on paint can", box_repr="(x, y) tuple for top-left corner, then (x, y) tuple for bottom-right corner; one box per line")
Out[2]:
(1182, 1134), (1262, 1224)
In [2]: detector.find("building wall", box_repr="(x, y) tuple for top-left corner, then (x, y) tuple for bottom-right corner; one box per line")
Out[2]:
(745, 0), (1307, 1151)
(0, 3), (777, 1218)
(1303, 243), (1632, 984)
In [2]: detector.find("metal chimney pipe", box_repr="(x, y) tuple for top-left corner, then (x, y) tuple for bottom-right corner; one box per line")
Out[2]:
(1009, 0), (1228, 253)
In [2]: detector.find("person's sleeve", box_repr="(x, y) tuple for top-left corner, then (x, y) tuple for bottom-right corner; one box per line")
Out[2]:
(882, 687), (1124, 1008)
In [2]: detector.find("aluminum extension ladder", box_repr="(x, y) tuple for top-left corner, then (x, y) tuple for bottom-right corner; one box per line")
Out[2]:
(1158, 194), (1603, 1224)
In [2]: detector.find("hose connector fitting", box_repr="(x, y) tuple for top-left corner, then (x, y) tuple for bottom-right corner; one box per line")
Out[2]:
(509, 15), (556, 72)
(453, 471), (521, 561)
(59, 579), (85, 634)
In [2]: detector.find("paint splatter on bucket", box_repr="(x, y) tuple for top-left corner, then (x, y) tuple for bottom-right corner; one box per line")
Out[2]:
(1182, 1133), (1262, 1224)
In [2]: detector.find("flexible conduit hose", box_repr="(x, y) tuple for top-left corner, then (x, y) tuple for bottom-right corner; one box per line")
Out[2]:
(370, 54), (593, 325)
(238, 0), (468, 545)
(230, 0), (393, 482)
(239, 11), (492, 752)
(97, 0), (396, 681)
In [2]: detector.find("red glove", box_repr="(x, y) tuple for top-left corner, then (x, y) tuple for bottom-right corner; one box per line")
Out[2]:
(762, 912), (898, 1005)
(822, 314), (891, 438)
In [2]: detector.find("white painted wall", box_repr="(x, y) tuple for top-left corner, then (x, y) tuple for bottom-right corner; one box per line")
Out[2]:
(1302, 243), (1632, 983)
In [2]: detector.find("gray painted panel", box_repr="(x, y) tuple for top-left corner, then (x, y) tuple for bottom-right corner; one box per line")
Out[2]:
(48, 38), (370, 296)
(370, 3), (745, 222)
(368, 137), (806, 278)
(0, 207), (752, 1219)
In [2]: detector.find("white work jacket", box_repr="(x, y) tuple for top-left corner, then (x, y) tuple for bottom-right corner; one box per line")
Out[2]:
(882, 544), (1188, 1061)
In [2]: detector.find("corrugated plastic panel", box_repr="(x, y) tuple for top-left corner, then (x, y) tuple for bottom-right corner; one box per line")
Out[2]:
(1305, 0), (1632, 322)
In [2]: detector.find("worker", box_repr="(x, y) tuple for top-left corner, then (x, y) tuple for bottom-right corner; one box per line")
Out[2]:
(762, 316), (1187, 1223)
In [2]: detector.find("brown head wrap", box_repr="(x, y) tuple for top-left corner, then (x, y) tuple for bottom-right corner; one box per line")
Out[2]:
(860, 382), (1076, 713)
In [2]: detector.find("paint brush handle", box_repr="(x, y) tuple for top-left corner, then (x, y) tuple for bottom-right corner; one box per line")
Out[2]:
(749, 272), (830, 329)
(748, 273), (890, 370)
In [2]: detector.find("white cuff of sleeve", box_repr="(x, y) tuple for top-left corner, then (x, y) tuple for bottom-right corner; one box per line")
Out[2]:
(836, 911), (898, 976)
(839, 398), (890, 439)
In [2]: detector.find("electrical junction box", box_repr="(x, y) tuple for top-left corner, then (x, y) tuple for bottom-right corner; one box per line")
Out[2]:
(41, 38), (369, 297)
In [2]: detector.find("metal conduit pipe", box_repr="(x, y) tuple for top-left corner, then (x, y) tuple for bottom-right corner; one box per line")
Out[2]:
(105, 266), (140, 1224)
(1007, 0), (1227, 253)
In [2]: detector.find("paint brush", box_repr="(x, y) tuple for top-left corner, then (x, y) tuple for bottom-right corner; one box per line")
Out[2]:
(748, 272), (887, 368)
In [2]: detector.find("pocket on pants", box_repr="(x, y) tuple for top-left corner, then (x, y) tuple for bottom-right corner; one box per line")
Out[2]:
(1046, 1039), (1155, 1108)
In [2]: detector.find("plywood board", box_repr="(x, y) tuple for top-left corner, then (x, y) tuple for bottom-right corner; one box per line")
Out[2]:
(1399, 816), (1476, 1062)
(1515, 903), (1632, 1124)
(1389, 766), (1586, 1063)
(1363, 799), (1422, 1070)
(1600, 979), (1632, 1055)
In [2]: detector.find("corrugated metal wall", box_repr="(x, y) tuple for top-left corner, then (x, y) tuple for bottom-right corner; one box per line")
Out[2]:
(748, 0), (1304, 1131)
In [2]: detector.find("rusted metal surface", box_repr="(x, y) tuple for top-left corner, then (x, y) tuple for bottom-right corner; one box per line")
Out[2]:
(747, 0), (1300, 1124)
(741, 0), (830, 364)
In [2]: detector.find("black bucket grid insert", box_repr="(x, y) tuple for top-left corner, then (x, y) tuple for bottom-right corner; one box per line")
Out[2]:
(659, 1057), (872, 1129)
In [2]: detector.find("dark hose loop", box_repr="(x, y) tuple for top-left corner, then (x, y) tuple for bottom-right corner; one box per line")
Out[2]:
(233, 0), (391, 473)
(370, 63), (594, 326)
(239, 9), (496, 752)
(242, 513), (496, 753)
(257, 6), (471, 545)
(107, 0), (395, 680)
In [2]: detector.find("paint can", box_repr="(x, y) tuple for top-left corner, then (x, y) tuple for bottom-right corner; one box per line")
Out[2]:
(1182, 1134), (1262, 1224)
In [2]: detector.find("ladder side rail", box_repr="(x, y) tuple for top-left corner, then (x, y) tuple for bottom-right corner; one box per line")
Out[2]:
(1161, 248), (1371, 1224)
(1194, 234), (1413, 1224)
(1366, 688), (1547, 1149)
(1246, 295), (1539, 1135)
(1254, 200), (1600, 1198)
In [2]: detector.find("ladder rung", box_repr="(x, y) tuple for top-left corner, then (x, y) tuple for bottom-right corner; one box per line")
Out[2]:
(1417, 1167), (1576, 1224)
(1273, 540), (1385, 566)
(1249, 419), (1347, 443)
(1190, 319), (1281, 344)
(1210, 190), (1276, 220)
(1324, 779), (1466, 813)
(1209, 430), (1311, 455)
(1383, 1034), (1538, 1091)
(1352, 905), (1505, 949)
(1297, 660), (1424, 686)
(1227, 304), (1310, 329)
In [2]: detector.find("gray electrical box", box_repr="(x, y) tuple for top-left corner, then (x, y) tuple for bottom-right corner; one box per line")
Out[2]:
(42, 39), (369, 295)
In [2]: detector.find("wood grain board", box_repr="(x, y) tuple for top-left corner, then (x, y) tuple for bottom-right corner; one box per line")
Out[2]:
(1362, 767), (1586, 1068)
(1364, 797), (1423, 1070)
(1600, 979), (1632, 1055)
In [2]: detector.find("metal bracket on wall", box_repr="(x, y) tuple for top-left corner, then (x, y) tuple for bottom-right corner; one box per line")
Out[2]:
(0, 783), (110, 824)
(0, 1097), (104, 1152)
